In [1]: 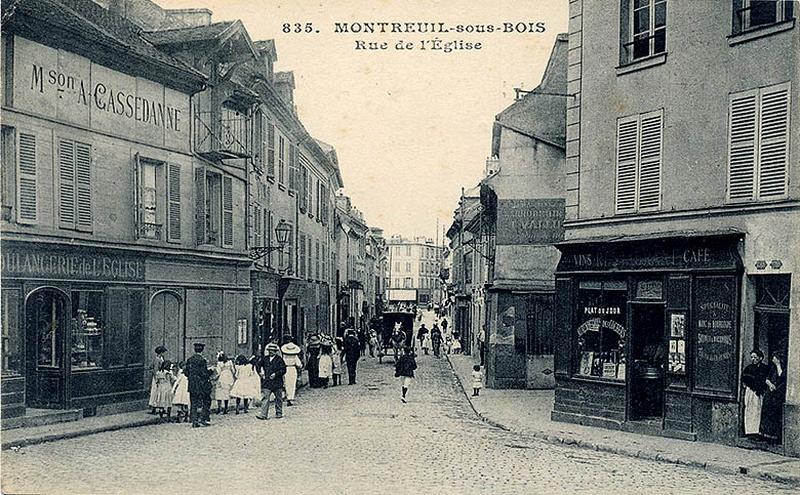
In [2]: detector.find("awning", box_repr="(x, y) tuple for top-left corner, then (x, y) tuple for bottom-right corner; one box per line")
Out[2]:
(491, 244), (560, 292)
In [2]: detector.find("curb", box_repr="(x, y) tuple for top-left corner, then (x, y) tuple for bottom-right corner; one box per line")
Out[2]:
(2, 416), (163, 451)
(444, 355), (800, 487)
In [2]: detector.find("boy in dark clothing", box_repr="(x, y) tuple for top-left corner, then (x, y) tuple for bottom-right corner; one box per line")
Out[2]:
(395, 346), (418, 403)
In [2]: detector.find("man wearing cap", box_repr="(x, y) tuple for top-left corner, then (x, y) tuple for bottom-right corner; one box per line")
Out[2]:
(185, 342), (212, 427)
(257, 343), (287, 420)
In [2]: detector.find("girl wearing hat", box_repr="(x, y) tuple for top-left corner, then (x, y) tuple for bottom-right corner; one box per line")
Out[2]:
(148, 346), (168, 415)
(281, 337), (303, 406)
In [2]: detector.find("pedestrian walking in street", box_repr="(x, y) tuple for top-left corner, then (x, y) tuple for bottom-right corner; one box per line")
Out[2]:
(281, 336), (303, 405)
(230, 355), (259, 414)
(318, 337), (334, 388)
(741, 349), (768, 436)
(417, 324), (429, 355)
(431, 325), (443, 357)
(306, 334), (322, 388)
(391, 324), (406, 363)
(471, 365), (483, 397)
(214, 352), (235, 415)
(368, 328), (380, 358)
(153, 360), (175, 419)
(148, 345), (168, 415)
(452, 336), (462, 355)
(332, 337), (343, 386)
(358, 327), (367, 357)
(185, 342), (212, 427)
(257, 343), (286, 420)
(761, 351), (786, 443)
(171, 362), (190, 423)
(344, 329), (361, 385)
(395, 346), (417, 403)
(444, 334), (453, 355)
(441, 319), (448, 335)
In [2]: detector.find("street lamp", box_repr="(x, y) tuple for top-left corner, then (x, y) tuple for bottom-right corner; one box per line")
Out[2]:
(249, 219), (292, 260)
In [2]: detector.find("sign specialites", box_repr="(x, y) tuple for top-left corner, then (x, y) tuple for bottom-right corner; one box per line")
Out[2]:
(693, 276), (736, 394)
(495, 199), (565, 245)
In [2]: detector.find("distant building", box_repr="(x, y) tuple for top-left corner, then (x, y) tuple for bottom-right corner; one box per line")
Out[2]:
(386, 235), (444, 307)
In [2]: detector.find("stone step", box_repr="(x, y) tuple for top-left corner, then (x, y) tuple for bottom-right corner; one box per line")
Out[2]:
(1, 408), (83, 430)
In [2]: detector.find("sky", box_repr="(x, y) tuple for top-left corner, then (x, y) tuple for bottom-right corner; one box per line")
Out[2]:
(158, 0), (569, 240)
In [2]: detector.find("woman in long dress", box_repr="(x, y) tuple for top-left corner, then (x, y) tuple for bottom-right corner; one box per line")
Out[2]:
(148, 346), (167, 414)
(741, 349), (768, 436)
(281, 337), (304, 405)
(760, 351), (787, 443)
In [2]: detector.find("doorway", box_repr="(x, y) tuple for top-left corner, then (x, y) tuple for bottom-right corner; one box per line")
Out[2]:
(150, 292), (183, 363)
(25, 288), (69, 408)
(629, 303), (666, 420)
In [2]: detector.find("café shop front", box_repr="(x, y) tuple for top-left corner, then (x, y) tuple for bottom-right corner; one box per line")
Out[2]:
(552, 232), (746, 444)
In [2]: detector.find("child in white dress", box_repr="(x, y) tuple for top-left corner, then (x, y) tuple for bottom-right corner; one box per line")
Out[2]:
(471, 365), (483, 397)
(171, 362), (189, 423)
(230, 355), (260, 413)
(153, 361), (175, 419)
(214, 352), (235, 414)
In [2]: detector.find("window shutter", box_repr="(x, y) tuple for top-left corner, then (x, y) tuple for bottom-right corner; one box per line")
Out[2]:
(299, 232), (306, 277)
(266, 209), (273, 267)
(615, 116), (639, 213)
(133, 154), (142, 238)
(194, 168), (206, 245)
(637, 110), (663, 211)
(167, 163), (181, 241)
(222, 176), (234, 247)
(16, 132), (37, 224)
(757, 84), (789, 198)
(267, 123), (276, 178)
(254, 202), (262, 248)
(58, 140), (76, 229)
(728, 90), (758, 201)
(75, 142), (92, 231)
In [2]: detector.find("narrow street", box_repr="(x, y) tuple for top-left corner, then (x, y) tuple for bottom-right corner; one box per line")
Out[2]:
(2, 315), (795, 494)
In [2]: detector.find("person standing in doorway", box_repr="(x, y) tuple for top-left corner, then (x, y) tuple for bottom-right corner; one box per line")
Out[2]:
(257, 343), (286, 420)
(741, 349), (768, 437)
(281, 336), (303, 406)
(344, 329), (361, 385)
(185, 343), (211, 427)
(761, 351), (787, 443)
(395, 346), (417, 403)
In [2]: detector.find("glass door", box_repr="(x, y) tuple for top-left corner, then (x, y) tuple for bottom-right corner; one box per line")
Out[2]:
(629, 302), (667, 420)
(25, 289), (69, 408)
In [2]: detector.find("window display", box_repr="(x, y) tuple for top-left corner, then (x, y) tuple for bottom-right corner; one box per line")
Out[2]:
(575, 280), (627, 380)
(71, 291), (104, 369)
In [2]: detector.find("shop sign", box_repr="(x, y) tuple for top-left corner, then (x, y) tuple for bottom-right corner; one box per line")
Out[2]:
(1, 248), (145, 282)
(496, 199), (565, 245)
(693, 276), (737, 394)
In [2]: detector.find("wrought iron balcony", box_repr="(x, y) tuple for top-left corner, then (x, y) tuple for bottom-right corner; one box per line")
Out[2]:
(139, 222), (163, 240)
(194, 110), (252, 161)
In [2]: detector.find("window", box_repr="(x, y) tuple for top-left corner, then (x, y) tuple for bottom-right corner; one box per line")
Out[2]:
(575, 280), (627, 380)
(278, 136), (286, 185)
(405, 246), (412, 256)
(404, 277), (413, 288)
(306, 236), (313, 280)
(299, 232), (306, 278)
(71, 290), (104, 370)
(727, 83), (790, 202)
(267, 122), (276, 178)
(58, 138), (92, 232)
(220, 105), (250, 156)
(733, 0), (794, 34)
(134, 157), (181, 242)
(615, 109), (663, 214)
(285, 226), (294, 274)
(288, 144), (297, 193)
(406, 262), (412, 272)
(2, 289), (22, 375)
(4, 128), (38, 224)
(195, 169), (234, 247)
(622, 0), (667, 64)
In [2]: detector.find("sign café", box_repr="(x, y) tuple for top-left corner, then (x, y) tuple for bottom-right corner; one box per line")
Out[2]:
(28, 62), (183, 132)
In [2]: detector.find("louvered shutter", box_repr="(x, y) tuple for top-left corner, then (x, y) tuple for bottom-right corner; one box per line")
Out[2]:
(306, 236), (312, 280)
(299, 232), (306, 277)
(222, 176), (234, 247)
(254, 202), (263, 248)
(133, 154), (142, 238)
(75, 142), (92, 231)
(16, 132), (37, 224)
(195, 168), (206, 245)
(615, 116), (639, 214)
(266, 209), (273, 267)
(167, 163), (181, 241)
(58, 140), (76, 229)
(728, 90), (758, 201)
(289, 145), (297, 192)
(757, 84), (790, 198)
(267, 122), (276, 178)
(638, 110), (663, 211)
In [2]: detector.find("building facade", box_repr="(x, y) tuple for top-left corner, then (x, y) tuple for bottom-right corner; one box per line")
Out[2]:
(553, 0), (798, 456)
(386, 235), (444, 307)
(1, 0), (251, 417)
(334, 195), (369, 335)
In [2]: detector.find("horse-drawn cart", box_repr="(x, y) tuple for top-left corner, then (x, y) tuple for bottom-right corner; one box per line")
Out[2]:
(377, 311), (415, 363)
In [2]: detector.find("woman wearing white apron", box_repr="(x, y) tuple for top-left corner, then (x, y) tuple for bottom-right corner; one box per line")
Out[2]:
(741, 349), (768, 436)
(281, 338), (303, 406)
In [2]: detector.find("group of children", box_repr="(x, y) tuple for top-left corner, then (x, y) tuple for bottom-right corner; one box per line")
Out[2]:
(148, 353), (263, 422)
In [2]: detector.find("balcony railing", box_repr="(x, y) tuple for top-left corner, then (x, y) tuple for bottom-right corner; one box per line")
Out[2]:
(194, 111), (252, 161)
(139, 222), (163, 240)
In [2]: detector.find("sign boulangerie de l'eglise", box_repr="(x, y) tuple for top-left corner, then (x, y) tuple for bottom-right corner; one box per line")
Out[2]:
(495, 199), (565, 245)
(12, 36), (190, 149)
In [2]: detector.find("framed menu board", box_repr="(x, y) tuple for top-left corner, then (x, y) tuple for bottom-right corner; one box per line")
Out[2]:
(692, 276), (737, 396)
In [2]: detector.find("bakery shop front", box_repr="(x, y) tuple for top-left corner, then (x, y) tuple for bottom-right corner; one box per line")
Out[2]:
(552, 231), (746, 444)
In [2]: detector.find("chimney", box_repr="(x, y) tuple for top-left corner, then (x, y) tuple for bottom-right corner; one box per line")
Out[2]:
(165, 8), (213, 27)
(274, 71), (295, 108)
(254, 40), (277, 83)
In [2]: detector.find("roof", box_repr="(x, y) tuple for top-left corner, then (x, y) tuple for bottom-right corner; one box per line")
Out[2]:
(4, 0), (205, 91)
(143, 21), (234, 45)
(254, 39), (277, 60)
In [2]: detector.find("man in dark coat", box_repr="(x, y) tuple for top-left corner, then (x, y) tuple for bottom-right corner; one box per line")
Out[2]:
(185, 342), (212, 427)
(344, 329), (361, 385)
(430, 325), (443, 357)
(257, 343), (287, 420)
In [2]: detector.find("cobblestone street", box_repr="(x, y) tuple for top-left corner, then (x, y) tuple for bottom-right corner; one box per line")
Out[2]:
(2, 344), (796, 495)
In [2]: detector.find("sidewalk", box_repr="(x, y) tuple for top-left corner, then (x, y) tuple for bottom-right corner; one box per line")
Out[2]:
(447, 353), (800, 487)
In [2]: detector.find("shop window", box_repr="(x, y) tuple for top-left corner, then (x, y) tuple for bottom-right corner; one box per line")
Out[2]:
(575, 280), (628, 380)
(1, 289), (22, 375)
(71, 290), (104, 370)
